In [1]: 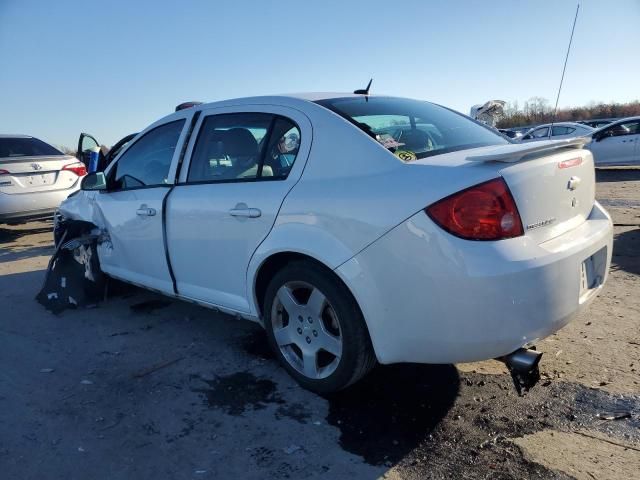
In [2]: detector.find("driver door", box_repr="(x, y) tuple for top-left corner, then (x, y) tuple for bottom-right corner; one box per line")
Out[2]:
(94, 118), (188, 293)
(77, 133), (102, 169)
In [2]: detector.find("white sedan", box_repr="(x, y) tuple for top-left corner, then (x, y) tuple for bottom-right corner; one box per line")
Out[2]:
(56, 94), (613, 393)
(586, 116), (640, 166)
(0, 135), (86, 223)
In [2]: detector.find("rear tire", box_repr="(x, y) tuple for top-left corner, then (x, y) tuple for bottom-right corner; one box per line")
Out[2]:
(263, 260), (376, 394)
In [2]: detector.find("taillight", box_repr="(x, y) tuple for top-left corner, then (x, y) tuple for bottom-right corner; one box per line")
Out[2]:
(62, 162), (87, 176)
(426, 177), (523, 241)
(0, 169), (9, 175)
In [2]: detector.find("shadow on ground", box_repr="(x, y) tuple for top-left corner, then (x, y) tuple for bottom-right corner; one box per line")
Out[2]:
(326, 363), (459, 465)
(595, 167), (640, 183)
(612, 227), (640, 276)
(0, 244), (54, 263)
(241, 328), (460, 466)
(0, 222), (52, 243)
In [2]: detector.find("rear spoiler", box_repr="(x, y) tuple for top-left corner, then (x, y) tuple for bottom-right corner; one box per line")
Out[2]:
(466, 137), (589, 163)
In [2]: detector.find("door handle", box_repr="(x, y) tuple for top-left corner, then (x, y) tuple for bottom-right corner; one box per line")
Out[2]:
(229, 207), (261, 218)
(136, 205), (157, 216)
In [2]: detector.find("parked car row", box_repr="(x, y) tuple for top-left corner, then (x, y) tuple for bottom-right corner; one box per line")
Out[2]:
(51, 93), (613, 392)
(514, 118), (640, 166)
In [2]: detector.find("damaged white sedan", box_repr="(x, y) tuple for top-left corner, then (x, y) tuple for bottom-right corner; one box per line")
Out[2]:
(53, 94), (613, 393)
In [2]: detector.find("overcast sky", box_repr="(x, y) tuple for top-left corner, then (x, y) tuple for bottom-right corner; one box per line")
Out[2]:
(1, 0), (638, 147)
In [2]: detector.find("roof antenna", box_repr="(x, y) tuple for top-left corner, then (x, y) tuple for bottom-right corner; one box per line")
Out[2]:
(354, 78), (373, 95)
(550, 3), (580, 136)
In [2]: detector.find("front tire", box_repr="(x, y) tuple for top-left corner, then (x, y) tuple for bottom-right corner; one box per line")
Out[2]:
(263, 260), (376, 394)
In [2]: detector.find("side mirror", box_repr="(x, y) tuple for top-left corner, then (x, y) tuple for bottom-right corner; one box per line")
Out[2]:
(81, 172), (107, 191)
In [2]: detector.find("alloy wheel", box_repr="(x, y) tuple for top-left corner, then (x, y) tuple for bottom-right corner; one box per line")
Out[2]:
(270, 281), (343, 379)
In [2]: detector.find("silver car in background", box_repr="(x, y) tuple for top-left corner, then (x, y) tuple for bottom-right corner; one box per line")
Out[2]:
(0, 135), (86, 224)
(518, 122), (595, 142)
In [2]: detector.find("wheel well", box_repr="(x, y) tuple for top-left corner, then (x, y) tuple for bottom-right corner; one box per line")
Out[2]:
(55, 219), (97, 245)
(254, 252), (336, 317)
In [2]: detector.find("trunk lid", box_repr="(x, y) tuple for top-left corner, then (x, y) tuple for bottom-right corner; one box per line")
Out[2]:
(0, 155), (81, 194)
(466, 139), (595, 244)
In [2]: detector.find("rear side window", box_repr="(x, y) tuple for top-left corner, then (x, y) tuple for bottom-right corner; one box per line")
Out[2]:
(315, 97), (508, 161)
(111, 120), (185, 190)
(187, 113), (301, 182)
(552, 126), (575, 136)
(0, 137), (63, 158)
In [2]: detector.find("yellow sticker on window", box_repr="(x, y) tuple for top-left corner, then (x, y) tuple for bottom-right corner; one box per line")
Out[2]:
(395, 150), (417, 161)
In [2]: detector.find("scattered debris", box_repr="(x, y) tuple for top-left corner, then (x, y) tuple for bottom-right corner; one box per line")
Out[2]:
(283, 445), (301, 454)
(80, 380), (93, 385)
(598, 411), (632, 421)
(132, 357), (184, 379)
(40, 368), (55, 373)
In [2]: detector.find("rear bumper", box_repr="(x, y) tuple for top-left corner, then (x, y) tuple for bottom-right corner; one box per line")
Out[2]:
(336, 202), (613, 364)
(0, 187), (78, 223)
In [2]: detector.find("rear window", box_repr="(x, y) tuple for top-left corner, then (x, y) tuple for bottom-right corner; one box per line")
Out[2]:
(0, 137), (63, 158)
(315, 97), (509, 161)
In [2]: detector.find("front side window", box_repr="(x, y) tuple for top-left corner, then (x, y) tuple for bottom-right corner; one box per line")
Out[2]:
(611, 121), (640, 136)
(187, 113), (301, 182)
(315, 96), (508, 161)
(110, 120), (185, 190)
(532, 127), (550, 138)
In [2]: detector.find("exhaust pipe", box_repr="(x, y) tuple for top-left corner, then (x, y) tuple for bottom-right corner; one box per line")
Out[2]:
(499, 347), (543, 395)
(501, 348), (542, 374)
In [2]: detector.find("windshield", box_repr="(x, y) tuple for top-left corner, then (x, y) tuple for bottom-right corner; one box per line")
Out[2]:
(316, 97), (509, 161)
(0, 137), (63, 159)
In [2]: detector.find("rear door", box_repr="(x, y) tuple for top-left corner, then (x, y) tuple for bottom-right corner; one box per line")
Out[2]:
(94, 117), (190, 293)
(167, 105), (311, 313)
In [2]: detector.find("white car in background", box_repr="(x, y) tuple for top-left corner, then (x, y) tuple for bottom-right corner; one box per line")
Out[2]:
(0, 135), (86, 223)
(56, 94), (613, 393)
(518, 122), (595, 142)
(586, 116), (640, 166)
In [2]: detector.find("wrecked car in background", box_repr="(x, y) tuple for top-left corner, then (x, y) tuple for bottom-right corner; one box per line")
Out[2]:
(48, 93), (613, 394)
(0, 134), (86, 223)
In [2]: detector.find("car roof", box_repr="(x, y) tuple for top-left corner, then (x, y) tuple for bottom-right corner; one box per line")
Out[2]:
(0, 134), (33, 138)
(153, 93), (403, 126)
(533, 122), (594, 129)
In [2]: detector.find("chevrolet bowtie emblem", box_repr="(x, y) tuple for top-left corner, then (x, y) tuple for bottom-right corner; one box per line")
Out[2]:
(567, 176), (581, 191)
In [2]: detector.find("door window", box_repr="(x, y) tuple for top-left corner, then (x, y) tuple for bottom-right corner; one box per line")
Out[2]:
(551, 126), (575, 136)
(532, 127), (550, 138)
(262, 117), (301, 178)
(110, 120), (185, 190)
(187, 113), (301, 182)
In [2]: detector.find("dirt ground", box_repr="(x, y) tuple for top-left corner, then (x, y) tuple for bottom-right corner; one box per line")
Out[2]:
(1, 168), (638, 480)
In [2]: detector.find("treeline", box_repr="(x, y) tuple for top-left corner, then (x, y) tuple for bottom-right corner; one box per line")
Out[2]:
(496, 98), (640, 128)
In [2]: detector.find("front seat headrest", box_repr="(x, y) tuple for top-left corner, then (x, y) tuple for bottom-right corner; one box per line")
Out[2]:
(223, 128), (258, 157)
